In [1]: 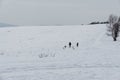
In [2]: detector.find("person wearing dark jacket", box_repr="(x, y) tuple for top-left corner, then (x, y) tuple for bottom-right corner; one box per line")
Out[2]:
(76, 42), (79, 47)
(69, 42), (72, 48)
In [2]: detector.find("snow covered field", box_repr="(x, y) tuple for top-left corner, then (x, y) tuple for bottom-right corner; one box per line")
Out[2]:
(0, 24), (120, 80)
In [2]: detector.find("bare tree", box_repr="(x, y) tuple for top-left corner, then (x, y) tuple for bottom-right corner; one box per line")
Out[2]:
(107, 14), (120, 41)
(107, 14), (118, 33)
(118, 17), (120, 24)
(112, 23), (119, 41)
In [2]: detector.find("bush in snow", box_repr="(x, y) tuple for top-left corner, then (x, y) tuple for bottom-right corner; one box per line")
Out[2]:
(38, 49), (56, 58)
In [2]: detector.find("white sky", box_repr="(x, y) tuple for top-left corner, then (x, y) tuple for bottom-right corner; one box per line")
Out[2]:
(0, 0), (120, 26)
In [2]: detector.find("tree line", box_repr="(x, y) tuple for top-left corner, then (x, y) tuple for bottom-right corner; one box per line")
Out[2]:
(89, 21), (109, 25)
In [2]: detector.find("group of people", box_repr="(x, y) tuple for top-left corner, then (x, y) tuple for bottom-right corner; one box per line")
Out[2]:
(63, 42), (79, 49)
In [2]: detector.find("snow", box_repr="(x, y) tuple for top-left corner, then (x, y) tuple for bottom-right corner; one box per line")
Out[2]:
(0, 24), (120, 80)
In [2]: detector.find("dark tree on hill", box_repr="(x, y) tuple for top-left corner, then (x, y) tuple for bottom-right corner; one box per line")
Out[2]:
(106, 14), (120, 41)
(107, 14), (118, 32)
(112, 23), (119, 41)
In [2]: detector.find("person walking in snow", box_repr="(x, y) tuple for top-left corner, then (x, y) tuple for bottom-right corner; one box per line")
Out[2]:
(69, 42), (72, 48)
(76, 42), (79, 47)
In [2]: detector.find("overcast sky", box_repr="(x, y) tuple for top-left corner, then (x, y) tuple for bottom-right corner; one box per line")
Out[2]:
(0, 0), (120, 26)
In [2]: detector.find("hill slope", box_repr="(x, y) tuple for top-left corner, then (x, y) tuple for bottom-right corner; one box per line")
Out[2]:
(0, 22), (15, 27)
(0, 24), (120, 80)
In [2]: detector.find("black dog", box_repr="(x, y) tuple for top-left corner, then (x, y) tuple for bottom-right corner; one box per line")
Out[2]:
(63, 45), (67, 49)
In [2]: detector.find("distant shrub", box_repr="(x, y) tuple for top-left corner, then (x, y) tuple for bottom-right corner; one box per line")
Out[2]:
(38, 49), (56, 58)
